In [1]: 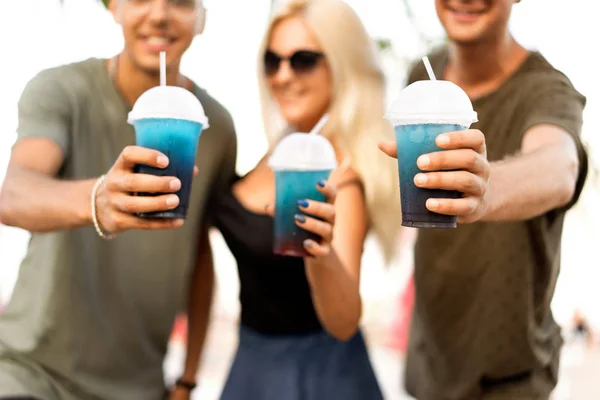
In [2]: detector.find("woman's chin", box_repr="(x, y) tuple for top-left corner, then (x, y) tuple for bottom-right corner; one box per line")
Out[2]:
(281, 115), (306, 131)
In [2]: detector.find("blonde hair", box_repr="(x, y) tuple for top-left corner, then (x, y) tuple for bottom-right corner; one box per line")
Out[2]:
(258, 0), (401, 263)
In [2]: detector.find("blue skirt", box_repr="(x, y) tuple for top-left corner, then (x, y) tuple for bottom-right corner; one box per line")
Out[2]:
(220, 326), (384, 400)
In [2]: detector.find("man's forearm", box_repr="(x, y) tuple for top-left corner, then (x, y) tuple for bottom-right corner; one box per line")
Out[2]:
(0, 166), (94, 232)
(180, 230), (215, 383)
(482, 144), (578, 222)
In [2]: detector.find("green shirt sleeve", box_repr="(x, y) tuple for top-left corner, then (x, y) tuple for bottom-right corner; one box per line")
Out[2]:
(16, 68), (71, 157)
(521, 75), (585, 139)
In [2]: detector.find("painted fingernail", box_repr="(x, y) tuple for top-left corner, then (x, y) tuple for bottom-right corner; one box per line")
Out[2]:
(157, 155), (169, 166)
(169, 179), (181, 191)
(417, 155), (430, 168)
(317, 180), (326, 188)
(304, 240), (313, 248)
(437, 135), (450, 146)
(166, 195), (179, 207)
(294, 214), (306, 223)
(427, 199), (439, 209)
(414, 174), (427, 185)
(297, 199), (309, 208)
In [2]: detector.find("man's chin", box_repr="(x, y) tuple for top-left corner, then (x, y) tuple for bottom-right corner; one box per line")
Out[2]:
(131, 49), (183, 71)
(445, 29), (488, 46)
(443, 18), (492, 45)
(134, 55), (171, 75)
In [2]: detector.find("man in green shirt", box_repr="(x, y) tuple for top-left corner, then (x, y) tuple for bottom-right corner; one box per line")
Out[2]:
(0, 1), (235, 399)
(379, 1), (587, 399)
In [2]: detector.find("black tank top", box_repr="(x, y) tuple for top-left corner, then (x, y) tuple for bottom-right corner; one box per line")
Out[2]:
(214, 176), (323, 335)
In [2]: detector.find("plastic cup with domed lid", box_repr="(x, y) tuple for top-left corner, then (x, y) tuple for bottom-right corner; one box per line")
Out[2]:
(384, 57), (477, 229)
(127, 52), (209, 220)
(268, 116), (337, 257)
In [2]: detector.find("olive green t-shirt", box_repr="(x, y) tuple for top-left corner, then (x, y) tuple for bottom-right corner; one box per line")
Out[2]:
(0, 59), (237, 400)
(404, 49), (587, 400)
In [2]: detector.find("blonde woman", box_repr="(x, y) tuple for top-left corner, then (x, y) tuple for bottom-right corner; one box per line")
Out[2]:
(173, 0), (401, 399)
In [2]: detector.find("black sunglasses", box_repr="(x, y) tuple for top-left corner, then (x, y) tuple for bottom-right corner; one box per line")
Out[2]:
(264, 50), (325, 76)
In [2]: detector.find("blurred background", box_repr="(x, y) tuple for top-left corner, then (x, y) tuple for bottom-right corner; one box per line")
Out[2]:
(1, 0), (599, 399)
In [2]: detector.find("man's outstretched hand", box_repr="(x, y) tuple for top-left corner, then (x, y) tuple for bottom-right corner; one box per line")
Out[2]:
(378, 129), (491, 223)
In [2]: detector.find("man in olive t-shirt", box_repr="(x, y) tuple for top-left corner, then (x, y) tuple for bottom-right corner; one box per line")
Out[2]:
(0, 1), (235, 399)
(379, 1), (587, 399)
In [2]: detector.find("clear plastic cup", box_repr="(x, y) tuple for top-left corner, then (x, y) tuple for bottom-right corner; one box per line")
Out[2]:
(128, 86), (209, 219)
(268, 133), (338, 257)
(385, 80), (477, 229)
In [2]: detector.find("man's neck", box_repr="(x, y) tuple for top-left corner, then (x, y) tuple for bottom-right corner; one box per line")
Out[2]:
(115, 53), (185, 106)
(445, 33), (529, 99)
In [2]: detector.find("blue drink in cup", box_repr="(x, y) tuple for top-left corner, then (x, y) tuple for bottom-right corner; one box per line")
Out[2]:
(385, 80), (477, 228)
(273, 169), (332, 257)
(132, 118), (204, 219)
(394, 123), (467, 228)
(269, 133), (338, 257)
(128, 86), (209, 219)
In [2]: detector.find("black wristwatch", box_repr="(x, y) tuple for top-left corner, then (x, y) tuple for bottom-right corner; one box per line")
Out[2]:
(175, 378), (197, 391)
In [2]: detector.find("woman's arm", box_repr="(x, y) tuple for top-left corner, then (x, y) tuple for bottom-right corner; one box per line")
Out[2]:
(298, 169), (368, 341)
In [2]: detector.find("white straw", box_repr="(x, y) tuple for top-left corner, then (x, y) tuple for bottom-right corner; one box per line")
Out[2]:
(309, 114), (329, 135)
(422, 56), (436, 81)
(160, 52), (166, 86)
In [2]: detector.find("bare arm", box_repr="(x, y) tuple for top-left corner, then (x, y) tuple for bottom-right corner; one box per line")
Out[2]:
(0, 139), (94, 231)
(178, 226), (215, 386)
(482, 124), (580, 221)
(0, 138), (186, 233)
(304, 186), (366, 341)
(296, 169), (368, 341)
